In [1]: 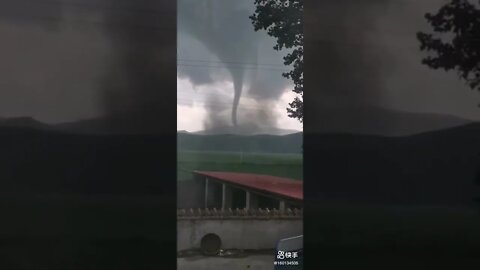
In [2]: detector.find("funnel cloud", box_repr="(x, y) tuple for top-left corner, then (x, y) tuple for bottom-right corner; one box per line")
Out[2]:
(178, 0), (292, 131)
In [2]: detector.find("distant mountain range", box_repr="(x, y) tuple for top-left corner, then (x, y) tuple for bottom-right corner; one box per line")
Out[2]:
(308, 105), (472, 136)
(1, 112), (480, 206)
(1, 106), (472, 137)
(54, 113), (169, 135)
(191, 127), (301, 136)
(177, 132), (303, 153)
(0, 116), (50, 130)
(56, 117), (299, 136)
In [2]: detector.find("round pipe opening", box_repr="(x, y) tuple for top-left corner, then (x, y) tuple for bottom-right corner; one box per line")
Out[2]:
(200, 233), (222, 255)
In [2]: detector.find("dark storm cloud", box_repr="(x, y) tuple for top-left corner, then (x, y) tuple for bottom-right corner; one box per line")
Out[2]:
(377, 0), (480, 119)
(177, 32), (216, 86)
(178, 0), (291, 128)
(305, 0), (394, 109)
(99, 0), (176, 133)
(305, 0), (480, 135)
(0, 0), (105, 123)
(2, 0), (478, 132)
(0, 0), (176, 130)
(0, 1), (64, 27)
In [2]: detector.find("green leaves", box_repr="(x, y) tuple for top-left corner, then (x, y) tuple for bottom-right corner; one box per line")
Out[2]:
(418, 0), (480, 91)
(251, 0), (304, 122)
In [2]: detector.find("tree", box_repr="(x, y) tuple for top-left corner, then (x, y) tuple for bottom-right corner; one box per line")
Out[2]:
(417, 0), (480, 91)
(250, 0), (303, 122)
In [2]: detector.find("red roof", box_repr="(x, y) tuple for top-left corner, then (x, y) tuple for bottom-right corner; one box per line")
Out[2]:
(194, 171), (303, 201)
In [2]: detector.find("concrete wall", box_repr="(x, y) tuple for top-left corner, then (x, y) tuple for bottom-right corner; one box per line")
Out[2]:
(177, 218), (302, 251)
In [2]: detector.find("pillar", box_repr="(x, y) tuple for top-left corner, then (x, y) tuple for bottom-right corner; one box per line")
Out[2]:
(245, 191), (258, 210)
(222, 184), (233, 209)
(279, 200), (286, 212)
(204, 178), (209, 208)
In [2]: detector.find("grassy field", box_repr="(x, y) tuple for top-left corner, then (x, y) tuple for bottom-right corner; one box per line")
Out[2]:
(177, 151), (303, 181)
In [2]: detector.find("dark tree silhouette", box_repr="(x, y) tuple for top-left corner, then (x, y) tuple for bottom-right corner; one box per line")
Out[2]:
(417, 0), (480, 91)
(250, 0), (303, 122)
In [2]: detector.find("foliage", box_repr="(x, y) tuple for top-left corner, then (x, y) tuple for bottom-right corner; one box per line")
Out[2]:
(250, 0), (304, 122)
(177, 151), (303, 181)
(417, 0), (480, 91)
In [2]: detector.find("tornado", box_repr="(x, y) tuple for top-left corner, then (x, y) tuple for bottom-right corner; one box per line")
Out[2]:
(178, 0), (290, 130)
(231, 72), (244, 126)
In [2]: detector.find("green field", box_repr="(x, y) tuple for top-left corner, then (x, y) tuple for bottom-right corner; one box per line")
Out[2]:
(177, 151), (303, 181)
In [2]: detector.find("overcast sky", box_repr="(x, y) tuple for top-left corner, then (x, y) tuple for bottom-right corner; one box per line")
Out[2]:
(0, 0), (176, 127)
(305, 0), (480, 124)
(0, 9), (107, 123)
(177, 0), (303, 132)
(0, 0), (479, 132)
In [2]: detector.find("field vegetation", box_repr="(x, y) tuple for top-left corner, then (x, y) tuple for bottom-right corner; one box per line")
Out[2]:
(177, 150), (303, 181)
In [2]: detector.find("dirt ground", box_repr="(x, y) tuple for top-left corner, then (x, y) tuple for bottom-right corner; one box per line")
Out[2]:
(177, 254), (274, 270)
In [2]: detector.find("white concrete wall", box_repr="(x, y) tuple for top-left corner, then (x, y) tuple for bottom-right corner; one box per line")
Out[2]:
(177, 219), (302, 251)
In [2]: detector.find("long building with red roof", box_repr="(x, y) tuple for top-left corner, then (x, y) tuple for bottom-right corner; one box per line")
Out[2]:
(193, 171), (303, 211)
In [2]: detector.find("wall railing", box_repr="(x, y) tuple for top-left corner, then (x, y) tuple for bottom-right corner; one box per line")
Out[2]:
(177, 207), (303, 219)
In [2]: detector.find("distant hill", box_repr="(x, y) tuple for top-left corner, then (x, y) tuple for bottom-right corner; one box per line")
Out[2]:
(56, 115), (301, 136)
(0, 116), (50, 130)
(2, 115), (479, 206)
(306, 123), (480, 206)
(2, 106), (469, 137)
(54, 113), (170, 135)
(309, 105), (471, 136)
(193, 126), (301, 136)
(177, 132), (303, 154)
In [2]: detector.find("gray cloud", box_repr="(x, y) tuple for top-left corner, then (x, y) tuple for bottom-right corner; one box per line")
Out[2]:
(305, 0), (480, 134)
(178, 0), (291, 129)
(2, 0), (478, 133)
(98, 0), (176, 133)
(0, 0), (176, 132)
(0, 1), (106, 123)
